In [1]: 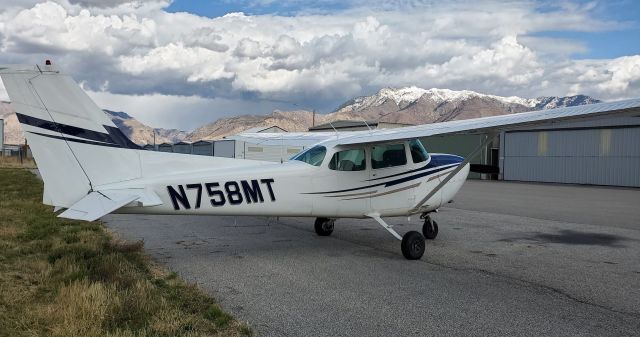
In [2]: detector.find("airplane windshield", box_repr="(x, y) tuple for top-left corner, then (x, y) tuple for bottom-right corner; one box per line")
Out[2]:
(291, 146), (326, 166)
(409, 139), (429, 163)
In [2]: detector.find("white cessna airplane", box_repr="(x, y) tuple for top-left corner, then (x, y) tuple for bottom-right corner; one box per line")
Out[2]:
(2, 62), (639, 259)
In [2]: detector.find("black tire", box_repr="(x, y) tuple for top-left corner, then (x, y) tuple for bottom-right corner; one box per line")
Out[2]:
(314, 218), (334, 236)
(422, 220), (439, 240)
(401, 231), (425, 260)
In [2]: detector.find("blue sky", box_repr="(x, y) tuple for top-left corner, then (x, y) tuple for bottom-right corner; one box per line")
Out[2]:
(533, 0), (640, 59)
(166, 0), (351, 17)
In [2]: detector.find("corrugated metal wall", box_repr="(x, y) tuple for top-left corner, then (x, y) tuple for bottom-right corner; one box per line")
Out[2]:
(192, 142), (214, 156)
(213, 140), (236, 158)
(502, 126), (640, 187)
(158, 144), (173, 152)
(173, 143), (192, 154)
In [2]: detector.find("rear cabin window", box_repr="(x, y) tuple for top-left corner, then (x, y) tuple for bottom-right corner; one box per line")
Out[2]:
(329, 149), (366, 171)
(292, 146), (326, 167)
(409, 139), (429, 163)
(371, 143), (407, 169)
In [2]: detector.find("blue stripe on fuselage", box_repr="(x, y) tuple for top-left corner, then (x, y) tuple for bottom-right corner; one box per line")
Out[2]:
(305, 154), (464, 195)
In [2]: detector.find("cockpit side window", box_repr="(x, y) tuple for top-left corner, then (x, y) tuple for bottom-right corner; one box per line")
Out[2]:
(371, 143), (407, 169)
(291, 145), (326, 166)
(409, 139), (429, 163)
(329, 148), (366, 171)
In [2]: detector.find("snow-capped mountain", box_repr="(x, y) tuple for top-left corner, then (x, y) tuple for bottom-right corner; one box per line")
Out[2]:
(532, 95), (601, 110)
(336, 87), (540, 111)
(330, 87), (601, 125)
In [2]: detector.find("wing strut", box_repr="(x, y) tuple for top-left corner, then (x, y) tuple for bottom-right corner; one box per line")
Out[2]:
(411, 132), (498, 213)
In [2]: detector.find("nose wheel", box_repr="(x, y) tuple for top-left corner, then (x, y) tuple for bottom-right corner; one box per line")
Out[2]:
(422, 216), (438, 240)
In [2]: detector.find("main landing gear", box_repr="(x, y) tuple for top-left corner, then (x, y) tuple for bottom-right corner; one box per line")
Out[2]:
(366, 212), (440, 260)
(314, 217), (335, 236)
(401, 231), (425, 260)
(368, 214), (427, 260)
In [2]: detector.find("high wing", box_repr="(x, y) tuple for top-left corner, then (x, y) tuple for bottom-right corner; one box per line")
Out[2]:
(227, 131), (344, 147)
(231, 99), (640, 148)
(330, 99), (640, 145)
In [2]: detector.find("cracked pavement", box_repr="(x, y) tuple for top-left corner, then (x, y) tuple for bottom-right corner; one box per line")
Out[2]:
(104, 180), (640, 336)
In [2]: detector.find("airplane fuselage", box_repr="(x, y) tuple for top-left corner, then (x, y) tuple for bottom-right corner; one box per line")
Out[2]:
(112, 146), (469, 218)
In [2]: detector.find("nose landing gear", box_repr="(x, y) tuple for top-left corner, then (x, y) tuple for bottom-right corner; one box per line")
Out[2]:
(421, 213), (439, 240)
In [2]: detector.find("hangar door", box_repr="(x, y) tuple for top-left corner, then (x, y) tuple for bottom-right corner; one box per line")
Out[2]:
(502, 127), (640, 187)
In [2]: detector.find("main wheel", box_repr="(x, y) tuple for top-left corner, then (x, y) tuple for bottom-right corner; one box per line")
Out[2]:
(314, 218), (334, 236)
(401, 231), (425, 260)
(422, 219), (438, 240)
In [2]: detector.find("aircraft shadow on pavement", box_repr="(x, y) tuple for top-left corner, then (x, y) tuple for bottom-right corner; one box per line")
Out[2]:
(500, 230), (628, 248)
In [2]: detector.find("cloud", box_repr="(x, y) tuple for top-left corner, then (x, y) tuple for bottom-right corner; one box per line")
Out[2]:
(2, 1), (157, 54)
(0, 0), (638, 130)
(557, 55), (640, 99)
(420, 36), (544, 86)
(67, 0), (159, 8)
(118, 43), (233, 82)
(86, 89), (291, 130)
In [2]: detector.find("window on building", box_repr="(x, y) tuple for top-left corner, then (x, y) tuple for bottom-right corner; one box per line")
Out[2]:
(371, 143), (407, 169)
(291, 145), (326, 166)
(329, 148), (366, 171)
(409, 139), (429, 163)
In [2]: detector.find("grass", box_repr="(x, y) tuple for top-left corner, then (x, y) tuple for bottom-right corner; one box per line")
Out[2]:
(0, 168), (253, 337)
(0, 156), (37, 169)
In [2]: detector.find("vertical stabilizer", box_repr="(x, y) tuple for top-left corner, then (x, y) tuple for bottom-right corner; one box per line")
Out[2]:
(0, 63), (142, 207)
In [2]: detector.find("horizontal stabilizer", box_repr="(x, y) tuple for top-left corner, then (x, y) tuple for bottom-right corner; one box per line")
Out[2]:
(58, 189), (162, 221)
(59, 191), (138, 221)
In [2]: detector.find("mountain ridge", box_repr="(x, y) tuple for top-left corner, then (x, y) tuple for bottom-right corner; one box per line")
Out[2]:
(1, 88), (601, 145)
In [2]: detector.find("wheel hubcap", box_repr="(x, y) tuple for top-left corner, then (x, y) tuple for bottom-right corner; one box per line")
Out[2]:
(323, 221), (333, 231)
(412, 240), (423, 253)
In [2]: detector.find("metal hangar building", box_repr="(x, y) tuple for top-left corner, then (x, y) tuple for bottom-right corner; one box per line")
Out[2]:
(425, 111), (640, 188)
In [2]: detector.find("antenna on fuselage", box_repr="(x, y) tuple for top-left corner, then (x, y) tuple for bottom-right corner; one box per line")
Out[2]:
(328, 121), (339, 138)
(362, 120), (373, 131)
(280, 132), (284, 163)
